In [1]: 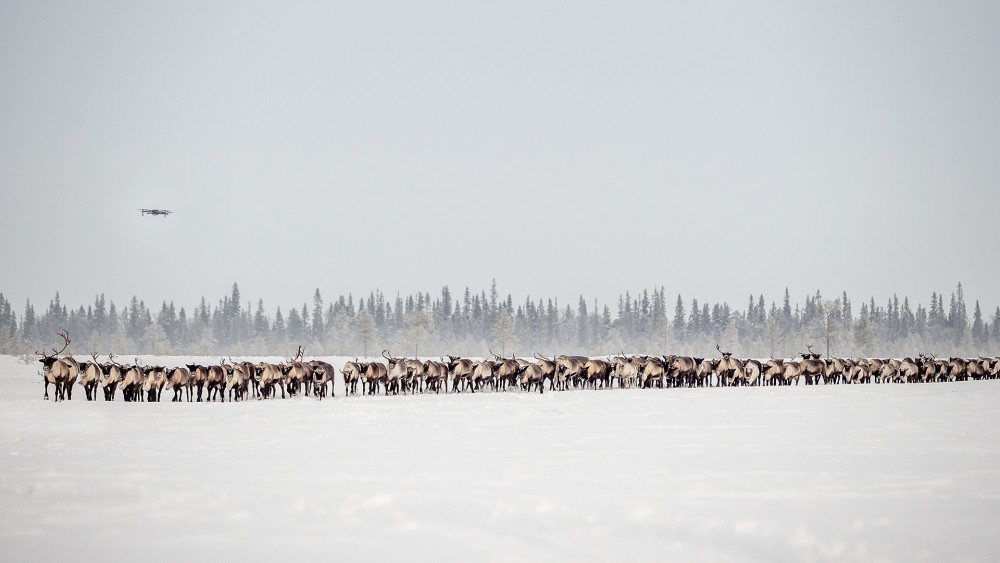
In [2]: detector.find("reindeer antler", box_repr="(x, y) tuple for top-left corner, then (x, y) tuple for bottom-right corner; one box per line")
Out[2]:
(36, 329), (71, 358)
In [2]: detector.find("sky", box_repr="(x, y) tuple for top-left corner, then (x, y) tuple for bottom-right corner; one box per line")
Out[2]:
(1, 1), (998, 317)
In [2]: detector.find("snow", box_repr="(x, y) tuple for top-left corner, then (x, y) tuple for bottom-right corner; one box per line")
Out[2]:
(2, 355), (999, 562)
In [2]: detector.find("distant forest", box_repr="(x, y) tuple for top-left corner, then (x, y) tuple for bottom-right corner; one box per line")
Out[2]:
(1, 281), (997, 359)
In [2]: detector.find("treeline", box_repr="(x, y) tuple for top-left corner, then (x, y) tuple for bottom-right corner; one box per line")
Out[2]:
(1, 281), (998, 359)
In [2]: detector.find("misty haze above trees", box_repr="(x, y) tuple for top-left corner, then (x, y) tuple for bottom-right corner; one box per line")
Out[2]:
(1, 281), (997, 359)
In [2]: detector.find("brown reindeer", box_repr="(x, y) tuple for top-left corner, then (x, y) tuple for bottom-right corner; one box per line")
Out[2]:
(761, 359), (784, 385)
(311, 365), (335, 400)
(824, 357), (850, 385)
(519, 362), (546, 393)
(309, 360), (338, 398)
(360, 359), (388, 395)
(255, 362), (286, 399)
(533, 353), (558, 390)
(185, 363), (210, 401)
(961, 358), (982, 381)
(797, 346), (827, 385)
(471, 359), (496, 392)
(898, 358), (921, 384)
(609, 354), (640, 389)
(665, 355), (696, 388)
(401, 358), (424, 394)
(164, 367), (192, 402)
(141, 365), (167, 402)
(422, 360), (448, 394)
(712, 345), (742, 387)
(117, 359), (145, 402)
(340, 360), (362, 396)
(554, 355), (588, 390)
(76, 353), (102, 401)
(205, 361), (227, 401)
(582, 358), (612, 390)
(491, 350), (521, 392)
(381, 350), (407, 395)
(100, 356), (123, 401)
(742, 359), (763, 386)
(447, 355), (475, 393)
(36, 330), (76, 401)
(224, 361), (251, 401)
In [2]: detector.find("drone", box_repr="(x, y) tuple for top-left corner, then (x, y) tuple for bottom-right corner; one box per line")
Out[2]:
(139, 209), (172, 217)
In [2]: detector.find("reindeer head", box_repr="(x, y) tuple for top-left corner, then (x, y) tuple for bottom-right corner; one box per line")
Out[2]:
(36, 330), (71, 368)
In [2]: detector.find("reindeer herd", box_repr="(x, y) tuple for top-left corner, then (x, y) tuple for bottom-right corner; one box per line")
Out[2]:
(31, 332), (1000, 402)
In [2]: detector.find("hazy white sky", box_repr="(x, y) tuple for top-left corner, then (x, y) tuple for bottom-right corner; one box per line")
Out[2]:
(2, 1), (998, 315)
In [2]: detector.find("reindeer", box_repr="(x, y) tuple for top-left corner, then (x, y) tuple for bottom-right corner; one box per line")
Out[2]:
(609, 354), (639, 389)
(422, 360), (448, 394)
(781, 360), (802, 385)
(230, 358), (261, 399)
(742, 359), (763, 386)
(519, 362), (546, 393)
(491, 350), (522, 392)
(798, 345), (827, 385)
(76, 353), (102, 401)
(309, 360), (337, 398)
(282, 348), (314, 397)
(966, 358), (987, 381)
(664, 355), (696, 388)
(382, 350), (407, 395)
(401, 358), (424, 394)
(312, 365), (335, 400)
(982, 356), (1000, 380)
(359, 360), (388, 395)
(205, 360), (227, 401)
(36, 330), (75, 401)
(872, 359), (899, 384)
(712, 345), (741, 387)
(447, 355), (475, 393)
(761, 358), (784, 386)
(141, 365), (167, 402)
(255, 362), (286, 399)
(762, 358), (805, 386)
(694, 358), (714, 387)
(582, 358), (612, 390)
(100, 355), (123, 401)
(340, 360), (362, 396)
(471, 359), (496, 392)
(554, 355), (588, 391)
(825, 357), (850, 385)
(533, 353), (558, 390)
(898, 358), (921, 384)
(185, 363), (210, 401)
(224, 361), (251, 401)
(117, 359), (145, 402)
(164, 367), (192, 402)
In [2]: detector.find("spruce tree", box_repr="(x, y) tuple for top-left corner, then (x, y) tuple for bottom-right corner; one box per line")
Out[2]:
(971, 301), (983, 347)
(673, 295), (685, 336)
(312, 289), (324, 339)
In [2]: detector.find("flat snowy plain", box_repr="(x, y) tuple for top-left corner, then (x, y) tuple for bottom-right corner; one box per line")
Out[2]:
(2, 355), (999, 562)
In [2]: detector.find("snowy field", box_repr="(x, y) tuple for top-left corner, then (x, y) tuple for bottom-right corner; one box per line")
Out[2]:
(2, 355), (999, 562)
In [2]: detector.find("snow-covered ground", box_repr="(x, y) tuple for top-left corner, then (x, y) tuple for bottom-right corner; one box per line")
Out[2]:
(2, 355), (999, 562)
